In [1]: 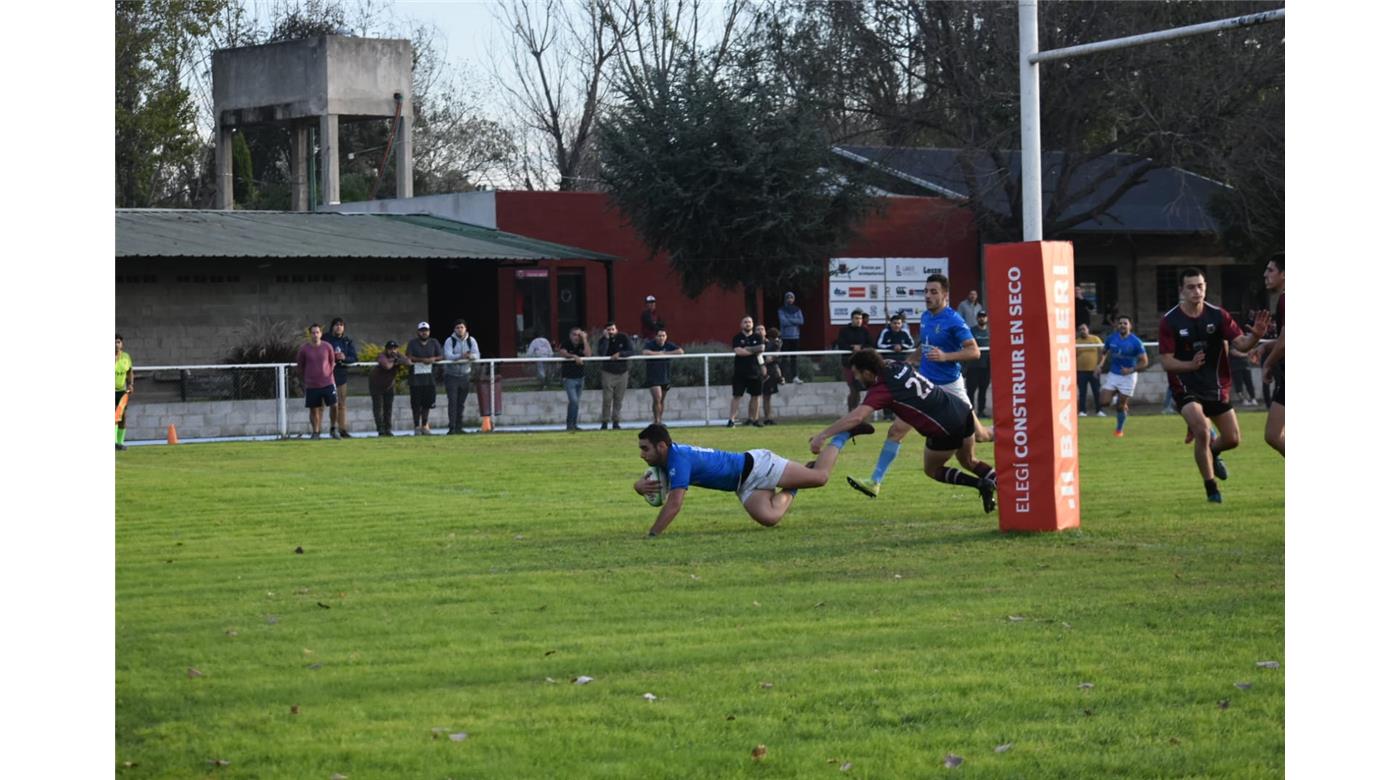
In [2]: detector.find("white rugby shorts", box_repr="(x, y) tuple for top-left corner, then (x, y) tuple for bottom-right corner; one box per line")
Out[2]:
(737, 448), (790, 504)
(937, 376), (973, 410)
(1103, 370), (1138, 398)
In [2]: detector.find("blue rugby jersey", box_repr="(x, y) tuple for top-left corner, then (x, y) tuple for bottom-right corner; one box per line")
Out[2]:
(919, 307), (974, 384)
(1103, 332), (1146, 373)
(665, 444), (746, 492)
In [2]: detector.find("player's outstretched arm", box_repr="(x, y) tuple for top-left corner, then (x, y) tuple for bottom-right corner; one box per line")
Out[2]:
(647, 489), (687, 537)
(810, 405), (876, 453)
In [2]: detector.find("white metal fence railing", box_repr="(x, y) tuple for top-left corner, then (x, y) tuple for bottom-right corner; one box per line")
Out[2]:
(125, 340), (1270, 438)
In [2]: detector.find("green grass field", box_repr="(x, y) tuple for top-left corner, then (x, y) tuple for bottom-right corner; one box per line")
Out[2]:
(116, 414), (1283, 778)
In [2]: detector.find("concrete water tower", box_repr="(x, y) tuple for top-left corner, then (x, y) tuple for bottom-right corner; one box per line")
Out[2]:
(212, 35), (413, 210)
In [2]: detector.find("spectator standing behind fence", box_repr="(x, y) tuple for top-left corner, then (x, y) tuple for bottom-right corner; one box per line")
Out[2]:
(527, 331), (554, 389)
(442, 320), (479, 435)
(369, 340), (409, 436)
(407, 321), (444, 436)
(878, 312), (915, 362)
(966, 311), (992, 418)
(836, 309), (875, 411)
(558, 327), (591, 432)
(727, 315), (765, 427)
(758, 324), (783, 426)
(115, 334), (134, 451)
(597, 322), (634, 430)
(295, 323), (338, 440)
(1076, 323), (1105, 417)
(640, 295), (661, 342)
(642, 326), (684, 425)
(1229, 339), (1259, 406)
(1075, 284), (1095, 329)
(324, 317), (358, 440)
(956, 289), (984, 330)
(778, 291), (805, 383)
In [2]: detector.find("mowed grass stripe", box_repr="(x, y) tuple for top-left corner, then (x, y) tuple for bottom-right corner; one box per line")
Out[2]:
(118, 415), (1282, 778)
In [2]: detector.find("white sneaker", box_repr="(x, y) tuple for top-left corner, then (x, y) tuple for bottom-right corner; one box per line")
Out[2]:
(1096, 411), (1106, 417)
(1079, 412), (1087, 417)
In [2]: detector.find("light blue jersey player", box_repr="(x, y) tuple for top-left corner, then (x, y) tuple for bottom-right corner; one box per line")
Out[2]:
(634, 422), (872, 536)
(1097, 315), (1150, 436)
(848, 273), (991, 499)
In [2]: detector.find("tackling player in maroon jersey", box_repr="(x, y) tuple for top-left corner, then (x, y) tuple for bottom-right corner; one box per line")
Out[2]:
(1158, 267), (1270, 503)
(810, 348), (996, 514)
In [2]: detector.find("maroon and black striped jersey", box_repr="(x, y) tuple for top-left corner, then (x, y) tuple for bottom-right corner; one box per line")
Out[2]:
(861, 359), (971, 439)
(1159, 303), (1243, 401)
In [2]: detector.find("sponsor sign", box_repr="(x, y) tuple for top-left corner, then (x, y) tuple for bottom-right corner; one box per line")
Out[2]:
(984, 241), (1081, 532)
(828, 257), (948, 324)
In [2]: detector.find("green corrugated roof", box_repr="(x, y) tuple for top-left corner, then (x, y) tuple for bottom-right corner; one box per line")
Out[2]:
(384, 214), (617, 262)
(116, 209), (618, 262)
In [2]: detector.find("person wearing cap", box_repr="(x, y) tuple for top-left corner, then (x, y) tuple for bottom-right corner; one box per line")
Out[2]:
(442, 319), (480, 435)
(967, 310), (992, 418)
(406, 321), (444, 435)
(778, 291), (805, 383)
(369, 340), (410, 436)
(640, 295), (661, 341)
(324, 317), (359, 440)
(295, 323), (338, 439)
(835, 309), (875, 411)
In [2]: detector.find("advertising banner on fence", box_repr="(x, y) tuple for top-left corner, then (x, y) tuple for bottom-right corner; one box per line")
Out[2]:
(984, 242), (1081, 532)
(829, 257), (947, 324)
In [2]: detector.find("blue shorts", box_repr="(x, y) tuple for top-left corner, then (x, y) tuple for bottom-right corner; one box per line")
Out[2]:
(305, 384), (337, 408)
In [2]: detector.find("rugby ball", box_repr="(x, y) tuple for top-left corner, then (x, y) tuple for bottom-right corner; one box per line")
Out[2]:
(642, 466), (668, 507)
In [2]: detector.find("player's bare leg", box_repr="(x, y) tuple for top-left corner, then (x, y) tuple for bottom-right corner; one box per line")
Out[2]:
(651, 386), (665, 424)
(1264, 402), (1285, 456)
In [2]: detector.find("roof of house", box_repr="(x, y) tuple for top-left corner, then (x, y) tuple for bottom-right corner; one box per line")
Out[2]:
(833, 145), (1230, 234)
(116, 209), (618, 261)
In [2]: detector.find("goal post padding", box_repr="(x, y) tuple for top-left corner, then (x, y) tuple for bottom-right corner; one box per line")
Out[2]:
(984, 241), (1081, 532)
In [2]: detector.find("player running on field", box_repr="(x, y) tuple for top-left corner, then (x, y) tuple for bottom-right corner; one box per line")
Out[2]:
(1158, 267), (1270, 503)
(815, 348), (997, 514)
(1260, 253), (1284, 457)
(633, 421), (874, 537)
(1098, 315), (1149, 437)
(846, 274), (991, 500)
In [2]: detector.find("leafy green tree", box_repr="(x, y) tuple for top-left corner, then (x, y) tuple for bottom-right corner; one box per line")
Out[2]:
(598, 44), (872, 301)
(116, 0), (227, 207)
(753, 0), (1284, 246)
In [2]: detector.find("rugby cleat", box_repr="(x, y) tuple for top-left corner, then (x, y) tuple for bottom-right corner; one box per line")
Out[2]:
(1213, 454), (1229, 481)
(846, 476), (880, 498)
(978, 476), (998, 514)
(1114, 430), (1124, 438)
(1207, 491), (1223, 504)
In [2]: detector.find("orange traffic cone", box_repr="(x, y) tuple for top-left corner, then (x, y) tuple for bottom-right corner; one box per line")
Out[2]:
(480, 416), (493, 433)
(166, 424), (179, 445)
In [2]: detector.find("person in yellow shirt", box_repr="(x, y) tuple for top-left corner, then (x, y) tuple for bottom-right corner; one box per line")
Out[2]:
(115, 334), (134, 451)
(1076, 323), (1105, 417)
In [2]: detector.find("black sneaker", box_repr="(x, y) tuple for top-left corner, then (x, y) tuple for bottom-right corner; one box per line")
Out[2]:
(726, 419), (735, 428)
(600, 422), (609, 430)
(612, 422), (622, 430)
(978, 476), (997, 514)
(329, 428), (341, 440)
(116, 443), (127, 451)
(1213, 454), (1229, 480)
(763, 419), (776, 426)
(849, 422), (876, 438)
